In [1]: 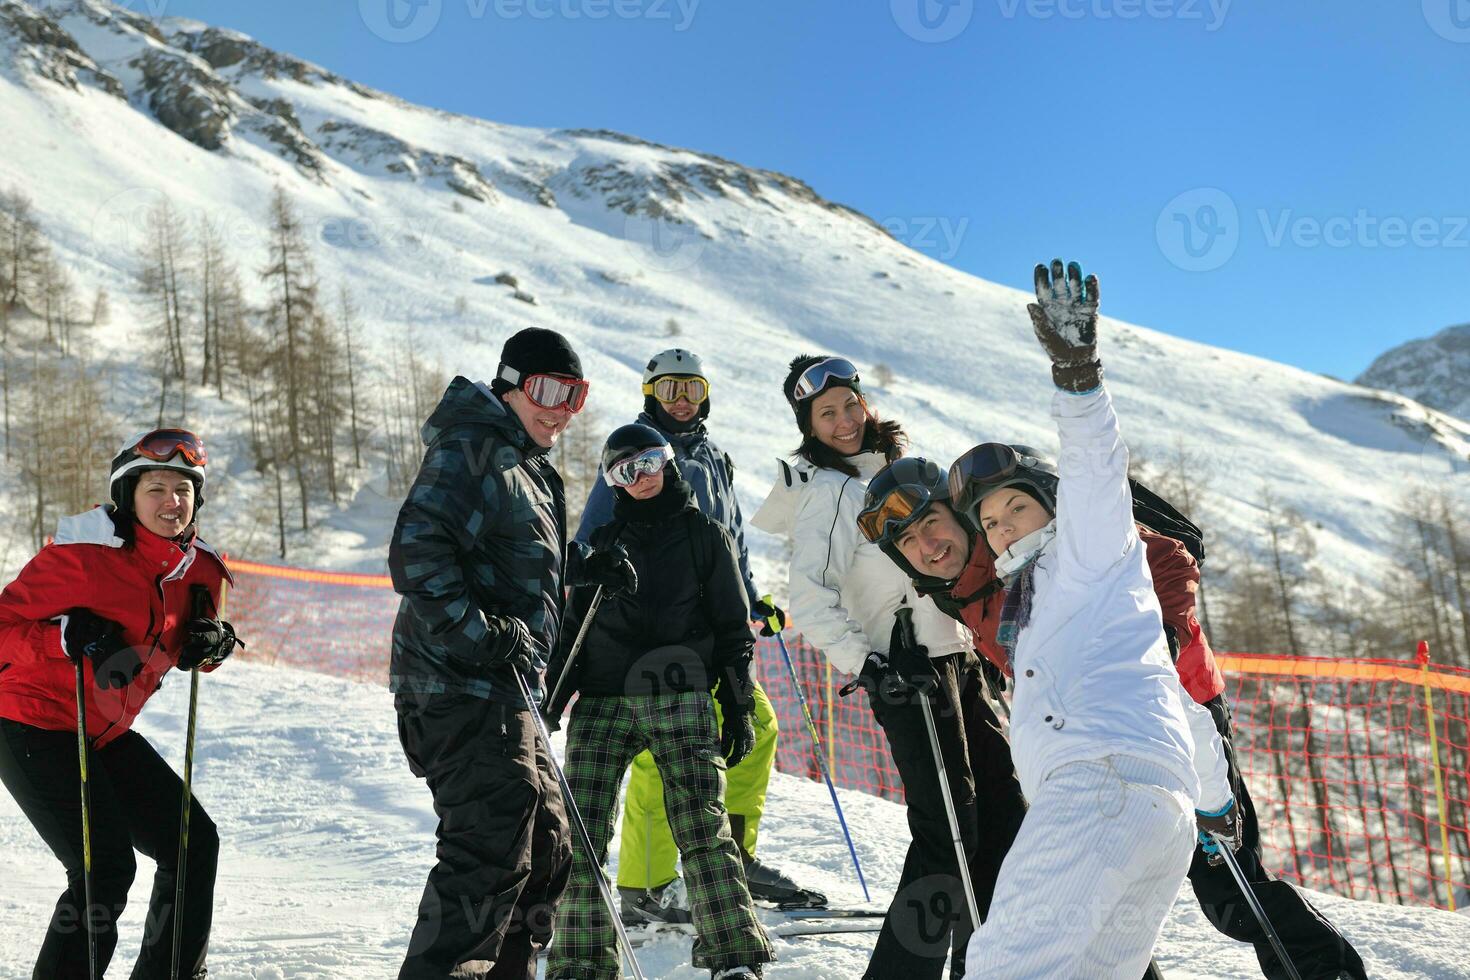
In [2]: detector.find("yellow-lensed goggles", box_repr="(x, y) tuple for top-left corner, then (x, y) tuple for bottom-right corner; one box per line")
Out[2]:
(642, 375), (710, 404)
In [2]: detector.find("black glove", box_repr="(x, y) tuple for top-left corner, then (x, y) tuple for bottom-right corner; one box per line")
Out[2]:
(177, 619), (239, 671)
(881, 613), (939, 706)
(1026, 258), (1103, 393)
(1196, 798), (1244, 866)
(714, 659), (757, 767)
(63, 609), (143, 690)
(752, 597), (786, 637)
(568, 544), (638, 597)
(454, 615), (539, 676)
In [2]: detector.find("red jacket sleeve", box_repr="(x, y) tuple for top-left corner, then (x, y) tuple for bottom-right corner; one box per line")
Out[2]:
(1140, 527), (1224, 703)
(0, 545), (96, 667)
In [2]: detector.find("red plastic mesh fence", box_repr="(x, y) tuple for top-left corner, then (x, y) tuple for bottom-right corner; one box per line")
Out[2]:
(226, 560), (1470, 911)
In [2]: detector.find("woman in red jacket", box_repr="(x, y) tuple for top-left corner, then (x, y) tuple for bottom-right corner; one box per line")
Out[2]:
(0, 429), (237, 980)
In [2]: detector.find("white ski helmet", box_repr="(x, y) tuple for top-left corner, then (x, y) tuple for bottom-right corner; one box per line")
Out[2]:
(642, 348), (705, 385)
(108, 429), (208, 512)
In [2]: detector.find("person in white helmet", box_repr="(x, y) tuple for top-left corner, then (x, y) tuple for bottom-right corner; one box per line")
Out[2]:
(571, 348), (820, 920)
(0, 428), (237, 980)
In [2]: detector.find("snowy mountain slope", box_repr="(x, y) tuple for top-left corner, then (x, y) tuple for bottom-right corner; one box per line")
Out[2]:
(1, 0), (1466, 592)
(1357, 324), (1470, 424)
(2, 659), (1465, 978)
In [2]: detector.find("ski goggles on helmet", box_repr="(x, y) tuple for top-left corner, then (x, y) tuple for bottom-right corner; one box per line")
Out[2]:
(790, 357), (861, 402)
(131, 428), (208, 467)
(857, 483), (940, 544)
(521, 373), (590, 413)
(948, 443), (1053, 513)
(643, 375), (709, 405)
(604, 445), (675, 487)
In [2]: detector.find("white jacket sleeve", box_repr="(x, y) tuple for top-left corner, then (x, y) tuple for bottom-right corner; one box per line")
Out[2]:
(788, 477), (871, 675)
(1183, 694), (1234, 812)
(1051, 386), (1137, 581)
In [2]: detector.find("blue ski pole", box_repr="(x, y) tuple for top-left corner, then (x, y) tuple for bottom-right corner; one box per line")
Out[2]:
(763, 596), (870, 902)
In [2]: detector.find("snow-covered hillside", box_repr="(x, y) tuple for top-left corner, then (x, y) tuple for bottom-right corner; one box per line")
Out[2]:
(1, 0), (1467, 592)
(2, 659), (1465, 978)
(1357, 324), (1470, 424)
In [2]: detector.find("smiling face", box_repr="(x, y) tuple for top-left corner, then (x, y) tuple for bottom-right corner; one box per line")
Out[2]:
(624, 467), (666, 501)
(977, 486), (1050, 556)
(809, 387), (866, 456)
(132, 469), (196, 539)
(661, 395), (699, 422)
(504, 384), (574, 448)
(894, 501), (972, 580)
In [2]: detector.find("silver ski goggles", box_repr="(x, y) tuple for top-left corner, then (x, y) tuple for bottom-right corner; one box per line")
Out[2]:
(790, 357), (861, 401)
(604, 445), (675, 487)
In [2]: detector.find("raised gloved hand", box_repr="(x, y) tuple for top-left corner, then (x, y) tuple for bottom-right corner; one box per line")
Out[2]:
(1026, 258), (1103, 393)
(753, 596), (787, 637)
(1196, 797), (1244, 866)
(63, 609), (143, 690)
(177, 619), (240, 671)
(568, 544), (638, 597)
(714, 658), (757, 767)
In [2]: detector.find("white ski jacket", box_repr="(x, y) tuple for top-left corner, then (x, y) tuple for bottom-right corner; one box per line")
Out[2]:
(751, 451), (971, 676)
(1007, 386), (1232, 812)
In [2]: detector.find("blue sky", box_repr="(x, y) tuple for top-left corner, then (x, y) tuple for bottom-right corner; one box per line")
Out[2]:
(146, 0), (1470, 380)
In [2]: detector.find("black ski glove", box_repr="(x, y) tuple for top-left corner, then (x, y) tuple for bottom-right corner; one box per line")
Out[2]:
(714, 658), (757, 768)
(1026, 258), (1103, 393)
(568, 544), (638, 597)
(1196, 798), (1244, 866)
(63, 609), (143, 690)
(177, 619), (240, 671)
(752, 597), (786, 637)
(453, 615), (540, 676)
(541, 643), (578, 733)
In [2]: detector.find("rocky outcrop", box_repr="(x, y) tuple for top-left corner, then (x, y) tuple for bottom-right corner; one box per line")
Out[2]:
(1357, 324), (1470, 422)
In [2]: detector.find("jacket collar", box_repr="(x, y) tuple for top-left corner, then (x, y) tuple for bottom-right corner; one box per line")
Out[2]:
(52, 506), (233, 585)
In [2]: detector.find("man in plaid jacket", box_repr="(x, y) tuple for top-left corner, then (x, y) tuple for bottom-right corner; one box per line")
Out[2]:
(389, 328), (587, 980)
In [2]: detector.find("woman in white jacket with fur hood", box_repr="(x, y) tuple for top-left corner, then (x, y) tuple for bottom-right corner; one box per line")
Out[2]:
(751, 357), (1021, 980)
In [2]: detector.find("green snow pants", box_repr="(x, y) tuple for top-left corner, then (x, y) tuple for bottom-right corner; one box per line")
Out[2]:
(616, 680), (777, 889)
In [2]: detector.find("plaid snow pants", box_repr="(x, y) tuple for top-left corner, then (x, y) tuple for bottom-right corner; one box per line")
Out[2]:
(546, 692), (774, 979)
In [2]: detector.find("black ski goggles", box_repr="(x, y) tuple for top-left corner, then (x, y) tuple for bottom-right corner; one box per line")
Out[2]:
(790, 357), (861, 402)
(947, 444), (1050, 511)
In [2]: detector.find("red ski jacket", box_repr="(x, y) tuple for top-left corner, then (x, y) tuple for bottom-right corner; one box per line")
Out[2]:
(950, 523), (1225, 705)
(0, 507), (232, 747)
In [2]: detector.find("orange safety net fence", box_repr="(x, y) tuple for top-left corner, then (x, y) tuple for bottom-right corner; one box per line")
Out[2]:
(226, 560), (1470, 910)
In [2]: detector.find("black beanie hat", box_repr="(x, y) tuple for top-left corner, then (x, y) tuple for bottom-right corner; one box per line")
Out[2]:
(491, 327), (583, 396)
(783, 353), (861, 436)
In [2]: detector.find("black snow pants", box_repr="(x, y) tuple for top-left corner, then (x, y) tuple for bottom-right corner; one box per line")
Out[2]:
(395, 692), (573, 980)
(862, 653), (1028, 980)
(1190, 695), (1367, 980)
(0, 719), (219, 980)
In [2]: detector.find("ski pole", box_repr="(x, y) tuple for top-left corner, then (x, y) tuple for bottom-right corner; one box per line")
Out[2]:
(74, 655), (99, 980)
(545, 585), (604, 713)
(172, 583), (220, 980)
(512, 668), (646, 980)
(895, 606), (981, 932)
(762, 595), (869, 902)
(1210, 831), (1302, 980)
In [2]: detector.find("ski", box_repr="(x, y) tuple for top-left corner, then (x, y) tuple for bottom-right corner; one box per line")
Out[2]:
(779, 907), (886, 919)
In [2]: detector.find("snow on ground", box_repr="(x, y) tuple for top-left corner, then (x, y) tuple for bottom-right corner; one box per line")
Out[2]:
(2, 660), (1467, 978)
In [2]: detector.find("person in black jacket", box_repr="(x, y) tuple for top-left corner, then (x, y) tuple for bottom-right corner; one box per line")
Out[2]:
(544, 424), (774, 980)
(388, 327), (586, 980)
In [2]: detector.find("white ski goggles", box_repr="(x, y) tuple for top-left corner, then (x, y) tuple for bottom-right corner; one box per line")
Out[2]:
(790, 357), (861, 401)
(604, 445), (674, 487)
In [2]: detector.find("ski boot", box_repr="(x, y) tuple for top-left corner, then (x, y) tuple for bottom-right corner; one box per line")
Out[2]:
(712, 967), (762, 979)
(619, 876), (693, 925)
(743, 856), (826, 908)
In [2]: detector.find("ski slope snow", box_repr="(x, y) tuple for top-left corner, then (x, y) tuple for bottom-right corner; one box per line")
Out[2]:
(1, 660), (1466, 978)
